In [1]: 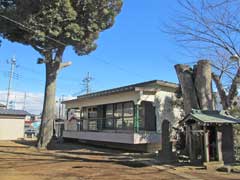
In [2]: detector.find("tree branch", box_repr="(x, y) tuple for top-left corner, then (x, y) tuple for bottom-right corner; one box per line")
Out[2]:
(60, 61), (72, 70)
(212, 72), (228, 109)
(227, 67), (240, 107)
(32, 45), (45, 56)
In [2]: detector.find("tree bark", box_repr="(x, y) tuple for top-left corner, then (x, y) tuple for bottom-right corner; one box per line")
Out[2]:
(37, 61), (60, 148)
(194, 60), (214, 110)
(175, 64), (200, 114)
(175, 60), (215, 114)
(227, 68), (240, 108)
(212, 72), (228, 110)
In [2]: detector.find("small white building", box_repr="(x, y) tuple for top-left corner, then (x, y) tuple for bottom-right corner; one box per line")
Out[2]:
(63, 80), (184, 152)
(0, 109), (30, 140)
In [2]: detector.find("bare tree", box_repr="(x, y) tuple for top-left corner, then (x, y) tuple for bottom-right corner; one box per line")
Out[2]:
(168, 0), (240, 109)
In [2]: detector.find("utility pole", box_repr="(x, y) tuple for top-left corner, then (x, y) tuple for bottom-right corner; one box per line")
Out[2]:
(82, 72), (93, 94)
(6, 56), (16, 109)
(61, 95), (65, 118)
(72, 72), (94, 97)
(58, 97), (61, 119)
(23, 92), (27, 110)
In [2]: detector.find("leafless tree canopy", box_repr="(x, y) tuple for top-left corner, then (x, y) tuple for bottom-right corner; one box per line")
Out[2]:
(168, 0), (240, 109)
(172, 0), (240, 55)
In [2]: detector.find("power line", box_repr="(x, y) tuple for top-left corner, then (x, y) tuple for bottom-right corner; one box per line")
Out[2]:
(0, 15), (143, 84)
(1, 12), (160, 82)
(92, 55), (147, 80)
(0, 11), (170, 95)
(0, 12), (152, 82)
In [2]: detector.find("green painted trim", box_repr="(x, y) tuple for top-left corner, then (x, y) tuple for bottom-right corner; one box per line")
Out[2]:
(134, 105), (140, 133)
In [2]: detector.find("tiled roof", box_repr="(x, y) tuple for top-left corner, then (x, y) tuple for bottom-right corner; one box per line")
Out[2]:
(182, 109), (240, 124)
(0, 109), (31, 116)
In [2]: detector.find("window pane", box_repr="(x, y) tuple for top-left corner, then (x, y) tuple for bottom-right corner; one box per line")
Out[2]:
(88, 107), (97, 118)
(123, 117), (133, 129)
(89, 120), (97, 131)
(116, 117), (123, 129)
(77, 121), (81, 131)
(114, 103), (122, 117)
(123, 102), (133, 116)
(105, 118), (114, 128)
(106, 104), (113, 118)
(81, 107), (88, 119)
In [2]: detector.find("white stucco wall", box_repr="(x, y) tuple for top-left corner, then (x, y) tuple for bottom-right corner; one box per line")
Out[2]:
(0, 116), (25, 140)
(154, 91), (184, 132)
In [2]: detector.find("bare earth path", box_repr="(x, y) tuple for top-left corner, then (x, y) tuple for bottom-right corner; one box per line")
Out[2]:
(0, 140), (239, 180)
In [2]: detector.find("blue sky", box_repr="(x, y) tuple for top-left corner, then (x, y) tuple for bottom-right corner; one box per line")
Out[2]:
(0, 1), (194, 102)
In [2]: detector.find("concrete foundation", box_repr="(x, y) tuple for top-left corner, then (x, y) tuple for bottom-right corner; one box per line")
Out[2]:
(63, 138), (161, 153)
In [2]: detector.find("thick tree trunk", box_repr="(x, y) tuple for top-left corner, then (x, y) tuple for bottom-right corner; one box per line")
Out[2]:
(37, 62), (59, 148)
(194, 60), (214, 110)
(175, 64), (200, 114)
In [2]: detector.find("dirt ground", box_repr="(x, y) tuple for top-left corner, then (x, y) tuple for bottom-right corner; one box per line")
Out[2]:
(0, 140), (239, 180)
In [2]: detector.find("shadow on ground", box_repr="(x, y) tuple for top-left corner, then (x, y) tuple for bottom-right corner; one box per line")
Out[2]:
(9, 140), (205, 169)
(3, 140), (152, 168)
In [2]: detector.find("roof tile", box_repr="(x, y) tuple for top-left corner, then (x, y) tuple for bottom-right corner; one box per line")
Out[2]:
(0, 109), (31, 116)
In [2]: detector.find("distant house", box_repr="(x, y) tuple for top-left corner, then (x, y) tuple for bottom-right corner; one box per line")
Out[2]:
(0, 109), (31, 140)
(0, 103), (6, 109)
(63, 80), (183, 152)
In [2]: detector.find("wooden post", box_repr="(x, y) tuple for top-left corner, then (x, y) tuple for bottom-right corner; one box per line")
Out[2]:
(186, 126), (194, 161)
(216, 127), (223, 161)
(204, 127), (210, 162)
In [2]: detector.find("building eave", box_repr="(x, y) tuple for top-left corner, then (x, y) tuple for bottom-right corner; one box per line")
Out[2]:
(63, 80), (179, 104)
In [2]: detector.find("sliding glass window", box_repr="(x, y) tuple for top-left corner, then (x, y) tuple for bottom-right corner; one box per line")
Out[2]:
(123, 102), (134, 129)
(105, 104), (114, 129)
(114, 103), (123, 129)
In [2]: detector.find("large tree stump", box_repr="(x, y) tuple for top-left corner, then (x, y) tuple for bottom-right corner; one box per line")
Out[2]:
(194, 60), (214, 110)
(175, 60), (214, 114)
(175, 64), (199, 114)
